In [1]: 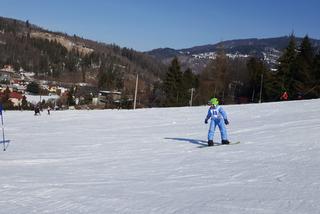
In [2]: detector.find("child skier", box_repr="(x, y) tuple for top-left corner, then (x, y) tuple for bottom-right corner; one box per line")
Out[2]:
(204, 97), (230, 146)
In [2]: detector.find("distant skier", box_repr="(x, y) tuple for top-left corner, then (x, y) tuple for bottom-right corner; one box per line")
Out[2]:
(34, 105), (41, 116)
(204, 97), (230, 146)
(47, 106), (51, 115)
(280, 91), (288, 101)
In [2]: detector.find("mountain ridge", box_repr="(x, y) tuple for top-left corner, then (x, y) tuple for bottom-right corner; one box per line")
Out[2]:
(146, 36), (320, 73)
(148, 36), (320, 56)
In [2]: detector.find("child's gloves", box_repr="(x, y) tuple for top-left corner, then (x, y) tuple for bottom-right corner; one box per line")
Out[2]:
(224, 119), (229, 125)
(204, 119), (208, 124)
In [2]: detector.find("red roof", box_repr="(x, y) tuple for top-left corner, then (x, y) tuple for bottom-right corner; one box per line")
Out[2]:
(9, 92), (23, 99)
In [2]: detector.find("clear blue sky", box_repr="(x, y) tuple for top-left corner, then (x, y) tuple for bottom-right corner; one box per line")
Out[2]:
(1, 0), (319, 51)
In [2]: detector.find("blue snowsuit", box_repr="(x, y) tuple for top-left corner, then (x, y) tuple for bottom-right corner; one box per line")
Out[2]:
(205, 105), (228, 141)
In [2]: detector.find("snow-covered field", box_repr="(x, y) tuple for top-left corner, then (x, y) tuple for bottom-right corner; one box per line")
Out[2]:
(1, 99), (320, 213)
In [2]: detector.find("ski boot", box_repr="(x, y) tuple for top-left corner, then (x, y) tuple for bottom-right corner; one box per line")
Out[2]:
(221, 140), (230, 145)
(208, 140), (214, 147)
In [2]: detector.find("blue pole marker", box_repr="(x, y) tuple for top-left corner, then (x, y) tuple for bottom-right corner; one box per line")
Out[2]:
(0, 104), (10, 151)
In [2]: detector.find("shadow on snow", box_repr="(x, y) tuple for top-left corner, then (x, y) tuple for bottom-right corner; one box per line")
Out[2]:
(164, 137), (207, 146)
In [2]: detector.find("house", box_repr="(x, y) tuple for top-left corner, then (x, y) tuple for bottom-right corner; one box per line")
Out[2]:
(12, 83), (27, 93)
(0, 91), (23, 107)
(9, 91), (23, 107)
(1, 65), (14, 73)
(98, 90), (122, 105)
(20, 71), (35, 80)
(74, 85), (99, 105)
(48, 85), (58, 94)
(0, 85), (12, 92)
(0, 72), (12, 84)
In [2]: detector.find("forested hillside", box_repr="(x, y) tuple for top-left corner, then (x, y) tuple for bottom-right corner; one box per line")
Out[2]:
(163, 35), (320, 106)
(0, 16), (167, 106)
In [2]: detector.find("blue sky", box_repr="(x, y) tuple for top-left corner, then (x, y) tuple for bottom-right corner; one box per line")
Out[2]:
(0, 0), (319, 51)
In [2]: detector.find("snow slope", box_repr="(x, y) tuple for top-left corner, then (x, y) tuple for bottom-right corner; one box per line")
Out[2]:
(1, 99), (320, 213)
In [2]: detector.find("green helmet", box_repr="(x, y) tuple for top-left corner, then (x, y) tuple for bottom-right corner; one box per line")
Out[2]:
(210, 98), (219, 105)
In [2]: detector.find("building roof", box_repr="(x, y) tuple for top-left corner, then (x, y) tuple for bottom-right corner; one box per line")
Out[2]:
(9, 92), (23, 100)
(99, 90), (122, 95)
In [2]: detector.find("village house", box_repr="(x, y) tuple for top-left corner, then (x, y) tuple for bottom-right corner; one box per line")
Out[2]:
(9, 91), (23, 107)
(98, 90), (122, 105)
(1, 64), (14, 73)
(0, 89), (24, 107)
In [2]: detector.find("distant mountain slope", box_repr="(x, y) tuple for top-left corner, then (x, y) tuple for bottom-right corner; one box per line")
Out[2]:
(0, 16), (167, 87)
(147, 36), (320, 73)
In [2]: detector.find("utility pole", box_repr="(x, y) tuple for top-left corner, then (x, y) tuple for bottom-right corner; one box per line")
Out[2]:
(39, 84), (42, 104)
(189, 88), (195, 106)
(133, 74), (138, 110)
(259, 73), (264, 103)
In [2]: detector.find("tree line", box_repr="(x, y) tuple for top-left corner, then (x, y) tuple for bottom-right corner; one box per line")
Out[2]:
(161, 34), (320, 106)
(266, 35), (320, 100)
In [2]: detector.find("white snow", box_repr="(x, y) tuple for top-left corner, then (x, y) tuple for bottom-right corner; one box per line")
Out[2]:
(1, 99), (320, 213)
(25, 94), (59, 105)
(192, 52), (249, 60)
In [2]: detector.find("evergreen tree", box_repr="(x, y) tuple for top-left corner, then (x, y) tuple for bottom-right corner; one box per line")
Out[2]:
(181, 68), (198, 105)
(26, 20), (30, 28)
(26, 81), (40, 94)
(295, 35), (315, 98)
(163, 57), (183, 106)
(276, 34), (298, 99)
(311, 54), (320, 97)
(314, 54), (320, 79)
